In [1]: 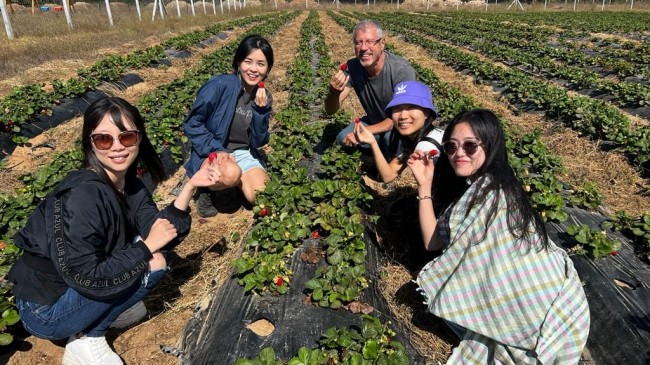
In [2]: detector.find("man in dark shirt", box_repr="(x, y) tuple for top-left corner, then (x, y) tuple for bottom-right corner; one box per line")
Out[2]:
(325, 19), (416, 150)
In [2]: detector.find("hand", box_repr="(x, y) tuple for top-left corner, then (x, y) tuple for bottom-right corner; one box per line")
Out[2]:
(407, 150), (435, 187)
(254, 86), (268, 107)
(210, 151), (234, 165)
(329, 70), (349, 93)
(189, 161), (219, 188)
(353, 122), (376, 146)
(342, 131), (359, 147)
(144, 218), (178, 252)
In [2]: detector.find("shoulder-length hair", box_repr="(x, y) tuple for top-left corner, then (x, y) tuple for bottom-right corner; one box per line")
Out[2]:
(433, 109), (548, 250)
(82, 97), (167, 199)
(232, 34), (274, 76)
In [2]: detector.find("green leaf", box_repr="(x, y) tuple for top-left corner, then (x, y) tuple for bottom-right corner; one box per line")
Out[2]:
(258, 347), (277, 365)
(362, 340), (379, 360)
(0, 333), (13, 346)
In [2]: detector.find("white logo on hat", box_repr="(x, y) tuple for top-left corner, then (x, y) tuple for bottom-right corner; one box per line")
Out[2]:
(396, 83), (407, 95)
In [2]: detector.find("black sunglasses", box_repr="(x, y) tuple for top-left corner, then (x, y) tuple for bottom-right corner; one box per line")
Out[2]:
(442, 140), (483, 156)
(90, 130), (140, 150)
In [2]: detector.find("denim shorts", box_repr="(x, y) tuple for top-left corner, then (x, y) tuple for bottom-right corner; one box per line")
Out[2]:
(231, 148), (266, 174)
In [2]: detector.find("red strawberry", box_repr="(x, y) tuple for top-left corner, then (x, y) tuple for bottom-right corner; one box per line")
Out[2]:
(258, 81), (265, 88)
(208, 152), (218, 163)
(275, 276), (283, 286)
(354, 117), (360, 125)
(428, 149), (438, 158)
(260, 207), (268, 217)
(340, 63), (348, 72)
(611, 250), (619, 256)
(312, 231), (320, 239)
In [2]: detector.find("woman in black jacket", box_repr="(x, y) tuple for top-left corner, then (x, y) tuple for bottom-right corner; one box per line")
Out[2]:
(8, 97), (216, 365)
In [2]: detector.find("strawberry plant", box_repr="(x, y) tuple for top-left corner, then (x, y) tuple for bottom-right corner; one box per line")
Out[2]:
(234, 315), (408, 365)
(602, 212), (650, 261)
(0, 240), (20, 346)
(566, 224), (621, 258)
(568, 182), (603, 210)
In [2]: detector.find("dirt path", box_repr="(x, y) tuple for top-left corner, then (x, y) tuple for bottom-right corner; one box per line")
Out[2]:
(3, 12), (308, 365)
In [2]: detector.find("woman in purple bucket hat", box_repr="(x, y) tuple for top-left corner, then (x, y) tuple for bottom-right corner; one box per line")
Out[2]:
(353, 80), (444, 183)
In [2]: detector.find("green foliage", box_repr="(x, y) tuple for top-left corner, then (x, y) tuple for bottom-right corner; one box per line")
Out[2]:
(236, 315), (408, 365)
(566, 224), (620, 258)
(602, 212), (650, 261)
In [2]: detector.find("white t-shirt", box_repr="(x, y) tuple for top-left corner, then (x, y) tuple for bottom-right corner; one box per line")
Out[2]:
(415, 128), (445, 161)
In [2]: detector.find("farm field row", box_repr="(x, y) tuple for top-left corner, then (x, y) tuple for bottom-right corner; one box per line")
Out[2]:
(1, 8), (649, 365)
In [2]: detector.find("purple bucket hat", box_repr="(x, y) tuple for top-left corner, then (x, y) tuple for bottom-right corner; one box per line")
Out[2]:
(384, 80), (437, 118)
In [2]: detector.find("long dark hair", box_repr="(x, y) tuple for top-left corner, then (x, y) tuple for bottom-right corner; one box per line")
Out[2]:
(433, 109), (548, 249)
(232, 34), (274, 76)
(82, 97), (166, 200)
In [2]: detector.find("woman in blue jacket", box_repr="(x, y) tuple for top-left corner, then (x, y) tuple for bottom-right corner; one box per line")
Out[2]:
(183, 34), (274, 217)
(8, 97), (216, 365)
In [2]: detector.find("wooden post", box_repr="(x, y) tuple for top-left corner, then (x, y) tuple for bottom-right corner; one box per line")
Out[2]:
(157, 0), (164, 19)
(62, 0), (73, 29)
(104, 0), (113, 26)
(0, 0), (15, 39)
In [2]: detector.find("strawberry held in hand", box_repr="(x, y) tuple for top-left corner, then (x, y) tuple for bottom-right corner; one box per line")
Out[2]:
(354, 117), (360, 125)
(258, 81), (265, 88)
(428, 149), (438, 159)
(340, 63), (348, 72)
(208, 152), (218, 163)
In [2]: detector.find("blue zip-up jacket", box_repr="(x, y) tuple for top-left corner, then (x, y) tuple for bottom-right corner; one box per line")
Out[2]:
(183, 73), (272, 176)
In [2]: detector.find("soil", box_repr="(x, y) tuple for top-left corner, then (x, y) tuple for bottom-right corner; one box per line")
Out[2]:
(1, 9), (649, 365)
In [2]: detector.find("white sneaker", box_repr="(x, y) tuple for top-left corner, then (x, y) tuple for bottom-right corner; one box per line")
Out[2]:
(62, 334), (123, 365)
(110, 300), (147, 329)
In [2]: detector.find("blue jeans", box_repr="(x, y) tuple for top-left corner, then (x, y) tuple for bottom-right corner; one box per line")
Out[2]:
(16, 269), (167, 340)
(335, 117), (392, 156)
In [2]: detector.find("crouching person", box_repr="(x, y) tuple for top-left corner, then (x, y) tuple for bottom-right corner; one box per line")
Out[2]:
(8, 97), (217, 365)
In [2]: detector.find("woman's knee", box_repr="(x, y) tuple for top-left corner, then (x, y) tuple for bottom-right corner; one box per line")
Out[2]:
(216, 161), (243, 187)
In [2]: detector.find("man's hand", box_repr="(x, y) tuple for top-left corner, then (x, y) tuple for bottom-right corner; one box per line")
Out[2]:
(329, 70), (350, 93)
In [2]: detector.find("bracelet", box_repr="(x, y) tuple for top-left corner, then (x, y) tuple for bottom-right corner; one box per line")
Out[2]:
(417, 195), (432, 201)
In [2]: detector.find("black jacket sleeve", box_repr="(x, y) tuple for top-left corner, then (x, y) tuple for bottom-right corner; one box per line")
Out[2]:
(50, 182), (152, 300)
(127, 179), (191, 252)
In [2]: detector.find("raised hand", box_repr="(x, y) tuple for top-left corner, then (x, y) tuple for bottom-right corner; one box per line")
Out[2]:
(329, 69), (349, 93)
(353, 121), (375, 146)
(254, 86), (268, 107)
(407, 150), (436, 188)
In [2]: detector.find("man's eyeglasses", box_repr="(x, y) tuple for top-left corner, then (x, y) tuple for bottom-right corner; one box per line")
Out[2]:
(354, 38), (383, 47)
(442, 140), (483, 156)
(91, 130), (141, 150)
